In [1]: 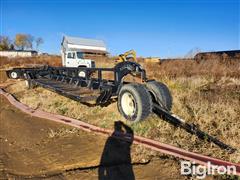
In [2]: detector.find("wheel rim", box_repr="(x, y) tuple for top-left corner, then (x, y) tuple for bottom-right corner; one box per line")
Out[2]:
(121, 92), (136, 117)
(10, 72), (18, 79)
(78, 71), (86, 77)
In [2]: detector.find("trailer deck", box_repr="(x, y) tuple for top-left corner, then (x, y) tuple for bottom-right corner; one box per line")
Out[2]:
(32, 78), (101, 102)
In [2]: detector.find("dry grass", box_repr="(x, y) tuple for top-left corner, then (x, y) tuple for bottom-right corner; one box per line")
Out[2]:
(0, 56), (62, 69)
(3, 56), (240, 163)
(48, 127), (79, 138)
(144, 58), (240, 78)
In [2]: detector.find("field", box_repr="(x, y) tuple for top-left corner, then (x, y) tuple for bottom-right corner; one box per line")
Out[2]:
(0, 55), (240, 178)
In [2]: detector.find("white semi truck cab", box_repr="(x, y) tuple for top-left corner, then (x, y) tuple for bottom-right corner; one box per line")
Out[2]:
(62, 50), (95, 68)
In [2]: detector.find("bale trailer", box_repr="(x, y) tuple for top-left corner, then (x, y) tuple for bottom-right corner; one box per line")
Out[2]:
(6, 54), (236, 152)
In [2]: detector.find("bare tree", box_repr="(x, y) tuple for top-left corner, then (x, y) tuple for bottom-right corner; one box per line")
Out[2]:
(185, 47), (201, 59)
(35, 37), (44, 51)
(0, 36), (11, 50)
(26, 34), (34, 49)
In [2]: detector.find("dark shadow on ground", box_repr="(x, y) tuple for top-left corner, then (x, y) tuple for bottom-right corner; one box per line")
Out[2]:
(98, 121), (135, 180)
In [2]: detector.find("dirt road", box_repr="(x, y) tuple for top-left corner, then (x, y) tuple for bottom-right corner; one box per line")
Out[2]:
(0, 94), (184, 179)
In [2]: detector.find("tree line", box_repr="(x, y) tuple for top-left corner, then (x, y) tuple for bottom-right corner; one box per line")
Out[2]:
(0, 34), (44, 51)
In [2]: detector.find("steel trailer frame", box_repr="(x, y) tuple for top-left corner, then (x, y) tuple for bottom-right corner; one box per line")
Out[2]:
(7, 61), (147, 105)
(6, 61), (236, 152)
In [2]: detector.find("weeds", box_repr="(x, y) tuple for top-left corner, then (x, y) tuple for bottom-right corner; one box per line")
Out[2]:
(0, 55), (62, 69)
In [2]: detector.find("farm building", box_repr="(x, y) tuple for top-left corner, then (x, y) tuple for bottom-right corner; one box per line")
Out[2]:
(0, 50), (38, 57)
(61, 35), (107, 57)
(195, 50), (240, 61)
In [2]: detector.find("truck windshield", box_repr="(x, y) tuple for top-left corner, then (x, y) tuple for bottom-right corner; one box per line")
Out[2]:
(77, 52), (84, 59)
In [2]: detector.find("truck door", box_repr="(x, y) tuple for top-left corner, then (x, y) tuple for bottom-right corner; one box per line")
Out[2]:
(66, 52), (76, 67)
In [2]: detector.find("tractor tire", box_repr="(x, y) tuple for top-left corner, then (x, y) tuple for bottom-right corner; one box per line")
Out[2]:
(118, 83), (152, 122)
(146, 81), (172, 111)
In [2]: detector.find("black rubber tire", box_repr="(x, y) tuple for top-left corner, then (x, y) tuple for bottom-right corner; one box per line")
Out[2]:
(146, 81), (172, 111)
(117, 83), (152, 122)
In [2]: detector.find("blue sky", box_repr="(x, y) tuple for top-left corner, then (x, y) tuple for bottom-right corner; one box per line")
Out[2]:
(1, 0), (239, 57)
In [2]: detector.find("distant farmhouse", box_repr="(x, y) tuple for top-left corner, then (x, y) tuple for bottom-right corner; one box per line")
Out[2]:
(0, 50), (38, 58)
(195, 50), (240, 61)
(61, 35), (107, 58)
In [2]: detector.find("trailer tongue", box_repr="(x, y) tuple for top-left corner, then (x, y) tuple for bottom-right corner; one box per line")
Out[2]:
(153, 104), (236, 153)
(6, 54), (236, 152)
